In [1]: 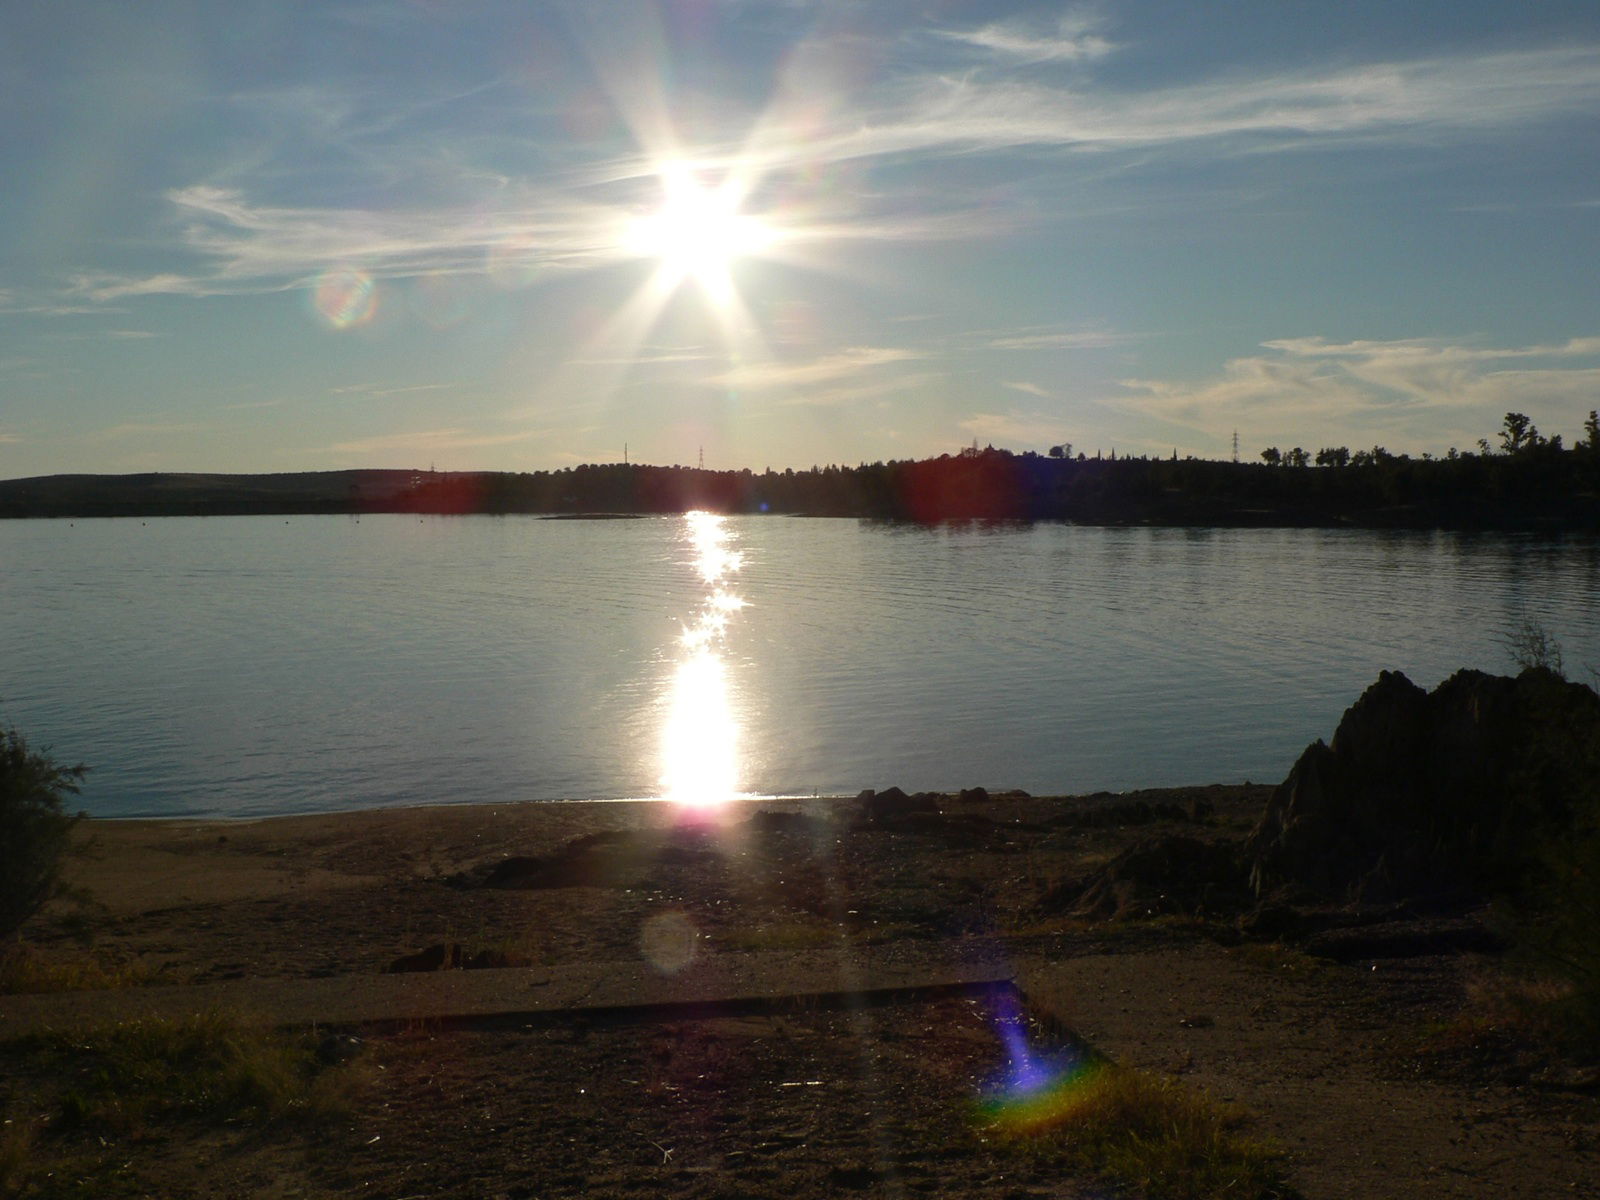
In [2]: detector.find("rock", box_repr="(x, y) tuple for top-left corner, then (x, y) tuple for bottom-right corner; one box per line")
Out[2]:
(1051, 835), (1249, 920)
(1301, 919), (1504, 962)
(854, 786), (940, 829)
(387, 942), (463, 973)
(745, 809), (818, 834)
(1245, 667), (1600, 904)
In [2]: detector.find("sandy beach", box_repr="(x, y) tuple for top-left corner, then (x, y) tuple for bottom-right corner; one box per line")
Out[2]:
(4, 786), (1596, 1199)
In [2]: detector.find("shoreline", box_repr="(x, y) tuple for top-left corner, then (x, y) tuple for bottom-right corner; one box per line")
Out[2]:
(10, 781), (1597, 1198)
(75, 784), (1228, 824)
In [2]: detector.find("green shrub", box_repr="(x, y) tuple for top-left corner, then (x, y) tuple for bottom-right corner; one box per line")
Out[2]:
(0, 721), (86, 941)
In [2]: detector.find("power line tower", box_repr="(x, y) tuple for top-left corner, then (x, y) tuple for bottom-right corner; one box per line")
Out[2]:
(1231, 430), (1239, 464)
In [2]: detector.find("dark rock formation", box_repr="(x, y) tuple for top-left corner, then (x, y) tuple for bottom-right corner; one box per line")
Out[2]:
(1245, 667), (1600, 903)
(853, 787), (941, 830)
(1045, 835), (1250, 920)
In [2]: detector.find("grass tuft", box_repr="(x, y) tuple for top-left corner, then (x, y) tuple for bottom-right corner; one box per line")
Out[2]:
(6, 1010), (366, 1131)
(0, 945), (174, 995)
(1, 1012), (369, 1197)
(977, 1044), (1292, 1200)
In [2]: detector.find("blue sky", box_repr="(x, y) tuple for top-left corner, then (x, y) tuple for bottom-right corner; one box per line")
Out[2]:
(4, 0), (1599, 476)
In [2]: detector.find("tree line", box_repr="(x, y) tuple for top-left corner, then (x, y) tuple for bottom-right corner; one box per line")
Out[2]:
(2, 411), (1597, 528)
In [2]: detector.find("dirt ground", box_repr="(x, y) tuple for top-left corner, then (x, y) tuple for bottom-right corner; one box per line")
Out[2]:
(6, 786), (1598, 1198)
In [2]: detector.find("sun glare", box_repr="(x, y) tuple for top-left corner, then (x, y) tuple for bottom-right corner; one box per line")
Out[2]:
(622, 163), (774, 286)
(660, 511), (747, 809)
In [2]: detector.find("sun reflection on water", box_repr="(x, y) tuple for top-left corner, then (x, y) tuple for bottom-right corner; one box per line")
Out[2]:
(660, 512), (747, 809)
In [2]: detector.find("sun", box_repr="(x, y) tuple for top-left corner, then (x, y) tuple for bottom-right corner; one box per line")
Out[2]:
(621, 162), (774, 289)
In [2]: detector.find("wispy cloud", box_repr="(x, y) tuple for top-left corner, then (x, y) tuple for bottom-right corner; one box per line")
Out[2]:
(744, 44), (1600, 170)
(49, 30), (1599, 314)
(934, 10), (1116, 64)
(703, 346), (920, 390)
(987, 329), (1139, 351)
(1002, 380), (1052, 398)
(1116, 334), (1600, 450)
(325, 427), (540, 455)
(69, 183), (630, 301)
(329, 381), (458, 398)
(789, 370), (940, 409)
(958, 411), (1070, 446)
(570, 349), (719, 366)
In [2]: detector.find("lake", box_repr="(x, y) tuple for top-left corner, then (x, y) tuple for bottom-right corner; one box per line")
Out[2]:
(2, 514), (1597, 818)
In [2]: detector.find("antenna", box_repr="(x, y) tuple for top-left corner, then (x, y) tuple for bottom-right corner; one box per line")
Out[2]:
(1231, 430), (1239, 464)
(698, 445), (704, 470)
(624, 442), (628, 465)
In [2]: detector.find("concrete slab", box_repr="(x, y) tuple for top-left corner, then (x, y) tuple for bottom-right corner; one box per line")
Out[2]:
(0, 941), (1014, 1037)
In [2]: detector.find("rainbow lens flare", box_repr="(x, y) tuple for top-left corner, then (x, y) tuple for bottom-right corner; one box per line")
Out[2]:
(312, 266), (377, 329)
(977, 1051), (1108, 1136)
(975, 988), (1105, 1134)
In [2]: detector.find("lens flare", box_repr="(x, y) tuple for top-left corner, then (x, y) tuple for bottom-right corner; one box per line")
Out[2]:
(312, 266), (377, 329)
(974, 989), (1104, 1134)
(640, 910), (699, 974)
(977, 1053), (1108, 1135)
(659, 512), (746, 809)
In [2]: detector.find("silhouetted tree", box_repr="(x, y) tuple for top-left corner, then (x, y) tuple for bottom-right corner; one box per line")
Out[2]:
(1500, 412), (1542, 455)
(1260, 447), (1282, 466)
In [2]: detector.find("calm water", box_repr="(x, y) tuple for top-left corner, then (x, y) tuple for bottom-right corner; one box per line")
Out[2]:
(2, 515), (1597, 818)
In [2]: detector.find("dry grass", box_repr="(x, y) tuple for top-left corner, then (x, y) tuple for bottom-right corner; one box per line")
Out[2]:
(0, 1011), (369, 1198)
(0, 945), (175, 995)
(977, 1057), (1292, 1200)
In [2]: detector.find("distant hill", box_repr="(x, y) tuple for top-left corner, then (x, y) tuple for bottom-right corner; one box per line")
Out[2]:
(0, 470), (432, 517)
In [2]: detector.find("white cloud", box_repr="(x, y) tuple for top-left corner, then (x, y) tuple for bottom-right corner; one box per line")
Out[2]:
(742, 44), (1600, 171)
(703, 346), (920, 390)
(790, 370), (940, 409)
(1003, 380), (1052, 398)
(69, 183), (631, 302)
(987, 329), (1139, 351)
(1115, 334), (1600, 451)
(571, 350), (719, 366)
(325, 427), (541, 455)
(935, 11), (1116, 64)
(330, 382), (458, 398)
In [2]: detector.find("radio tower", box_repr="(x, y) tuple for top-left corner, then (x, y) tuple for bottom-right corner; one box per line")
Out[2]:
(698, 445), (704, 470)
(1231, 430), (1239, 463)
